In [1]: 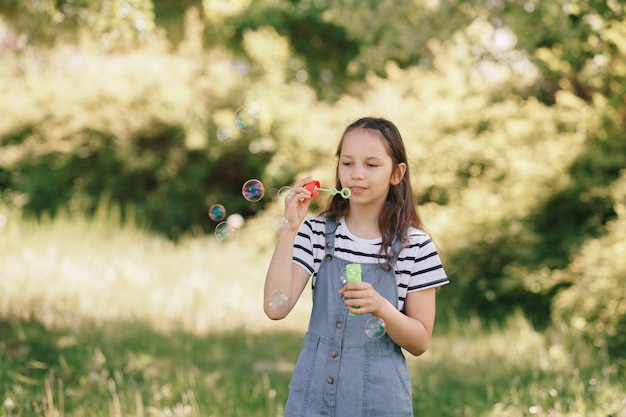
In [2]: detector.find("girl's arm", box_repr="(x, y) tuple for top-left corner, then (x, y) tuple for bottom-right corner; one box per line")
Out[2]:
(263, 176), (315, 320)
(378, 288), (436, 356)
(339, 285), (437, 356)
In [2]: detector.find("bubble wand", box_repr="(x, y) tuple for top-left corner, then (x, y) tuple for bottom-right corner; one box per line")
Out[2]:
(305, 180), (351, 199)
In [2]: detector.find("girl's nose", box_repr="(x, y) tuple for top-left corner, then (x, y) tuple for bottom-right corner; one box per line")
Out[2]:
(351, 167), (365, 179)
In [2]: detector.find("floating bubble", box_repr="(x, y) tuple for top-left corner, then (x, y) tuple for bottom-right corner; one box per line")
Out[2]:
(242, 179), (265, 202)
(277, 186), (293, 201)
(234, 104), (260, 132)
(217, 126), (235, 142)
(269, 214), (289, 234)
(215, 221), (236, 243)
(208, 204), (226, 221)
(364, 317), (386, 339)
(268, 290), (289, 311)
(339, 270), (347, 285)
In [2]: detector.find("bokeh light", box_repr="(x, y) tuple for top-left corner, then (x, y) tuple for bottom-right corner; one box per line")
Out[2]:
(227, 213), (245, 229)
(244, 98), (262, 113)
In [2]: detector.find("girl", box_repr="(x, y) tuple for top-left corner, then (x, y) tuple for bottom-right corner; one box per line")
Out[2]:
(264, 117), (449, 416)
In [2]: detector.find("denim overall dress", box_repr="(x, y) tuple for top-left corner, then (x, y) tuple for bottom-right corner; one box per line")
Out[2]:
(284, 219), (413, 417)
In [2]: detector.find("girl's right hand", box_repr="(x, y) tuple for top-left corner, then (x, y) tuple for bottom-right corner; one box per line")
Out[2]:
(283, 176), (314, 231)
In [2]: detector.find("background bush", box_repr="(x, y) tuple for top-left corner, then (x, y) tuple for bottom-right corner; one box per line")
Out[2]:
(1, 0), (624, 356)
(546, 172), (626, 357)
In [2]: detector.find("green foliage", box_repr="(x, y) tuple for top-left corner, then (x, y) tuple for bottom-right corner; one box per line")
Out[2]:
(1, 202), (624, 416)
(203, 0), (360, 99)
(197, 0), (477, 96)
(538, 172), (626, 357)
(0, 0), (161, 51)
(1, 0), (625, 353)
(0, 316), (300, 416)
(495, 0), (626, 100)
(0, 42), (278, 239)
(1, 311), (624, 416)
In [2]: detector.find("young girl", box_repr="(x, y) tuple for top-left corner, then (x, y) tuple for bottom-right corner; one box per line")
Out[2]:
(264, 117), (449, 416)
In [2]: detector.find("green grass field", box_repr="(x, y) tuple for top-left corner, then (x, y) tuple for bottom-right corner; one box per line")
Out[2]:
(1, 207), (624, 416)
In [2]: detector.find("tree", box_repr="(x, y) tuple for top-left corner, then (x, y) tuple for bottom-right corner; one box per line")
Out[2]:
(0, 0), (161, 50)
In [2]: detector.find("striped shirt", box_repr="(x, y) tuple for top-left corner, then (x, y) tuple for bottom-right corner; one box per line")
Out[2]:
(293, 215), (449, 312)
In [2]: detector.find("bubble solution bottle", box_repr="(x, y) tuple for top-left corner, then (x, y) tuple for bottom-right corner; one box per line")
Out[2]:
(346, 263), (361, 316)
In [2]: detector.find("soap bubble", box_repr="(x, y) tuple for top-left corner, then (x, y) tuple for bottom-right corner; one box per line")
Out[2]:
(277, 186), (293, 201)
(215, 221), (236, 243)
(242, 179), (265, 202)
(217, 126), (235, 142)
(268, 290), (289, 311)
(208, 204), (226, 221)
(339, 270), (347, 285)
(234, 103), (260, 132)
(364, 317), (386, 339)
(269, 214), (289, 234)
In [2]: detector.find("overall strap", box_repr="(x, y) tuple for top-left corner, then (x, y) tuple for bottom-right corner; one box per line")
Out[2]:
(390, 231), (404, 258)
(323, 217), (337, 257)
(382, 229), (406, 272)
(311, 217), (337, 293)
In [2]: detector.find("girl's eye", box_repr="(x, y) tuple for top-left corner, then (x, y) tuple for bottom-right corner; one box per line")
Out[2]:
(367, 163), (378, 167)
(341, 162), (352, 166)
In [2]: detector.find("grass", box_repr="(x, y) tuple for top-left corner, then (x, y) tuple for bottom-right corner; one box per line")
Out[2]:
(0, 205), (624, 416)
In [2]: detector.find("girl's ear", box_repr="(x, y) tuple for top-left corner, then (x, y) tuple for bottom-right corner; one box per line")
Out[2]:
(391, 162), (407, 185)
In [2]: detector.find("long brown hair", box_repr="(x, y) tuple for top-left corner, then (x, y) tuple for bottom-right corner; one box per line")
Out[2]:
(322, 117), (425, 258)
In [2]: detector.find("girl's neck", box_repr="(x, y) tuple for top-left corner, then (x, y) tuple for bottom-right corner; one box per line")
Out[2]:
(344, 209), (381, 239)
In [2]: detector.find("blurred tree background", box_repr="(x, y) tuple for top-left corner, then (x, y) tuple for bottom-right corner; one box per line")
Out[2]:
(0, 0), (624, 356)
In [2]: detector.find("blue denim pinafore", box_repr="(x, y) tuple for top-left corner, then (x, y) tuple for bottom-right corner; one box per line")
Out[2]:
(284, 219), (413, 417)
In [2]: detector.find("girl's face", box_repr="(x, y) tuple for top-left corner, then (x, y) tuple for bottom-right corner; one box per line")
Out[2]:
(338, 128), (405, 210)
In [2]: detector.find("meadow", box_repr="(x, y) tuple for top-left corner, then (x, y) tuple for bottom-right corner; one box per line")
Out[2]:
(1, 206), (624, 417)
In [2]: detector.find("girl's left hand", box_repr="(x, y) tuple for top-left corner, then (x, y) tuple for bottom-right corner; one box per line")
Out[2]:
(339, 282), (382, 315)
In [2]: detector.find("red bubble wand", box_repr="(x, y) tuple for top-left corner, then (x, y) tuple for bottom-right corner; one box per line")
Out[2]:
(305, 180), (351, 199)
